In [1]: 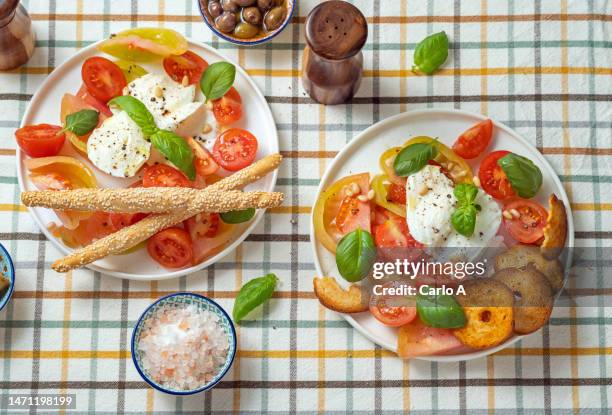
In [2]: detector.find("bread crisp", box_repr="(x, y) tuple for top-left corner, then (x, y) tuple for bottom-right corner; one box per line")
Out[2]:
(541, 194), (568, 259)
(313, 276), (368, 313)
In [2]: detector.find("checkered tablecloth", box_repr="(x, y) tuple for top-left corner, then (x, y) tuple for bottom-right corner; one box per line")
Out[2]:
(0, 0), (610, 413)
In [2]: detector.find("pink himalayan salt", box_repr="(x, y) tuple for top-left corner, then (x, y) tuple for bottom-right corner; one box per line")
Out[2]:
(137, 304), (229, 390)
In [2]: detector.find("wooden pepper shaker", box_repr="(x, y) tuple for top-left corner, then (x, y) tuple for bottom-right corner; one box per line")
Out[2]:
(301, 0), (367, 105)
(0, 0), (35, 71)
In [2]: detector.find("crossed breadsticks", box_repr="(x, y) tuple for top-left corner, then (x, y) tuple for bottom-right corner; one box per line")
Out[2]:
(21, 153), (283, 272)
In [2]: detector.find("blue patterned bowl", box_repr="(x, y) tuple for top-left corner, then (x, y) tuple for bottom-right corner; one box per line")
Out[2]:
(0, 243), (15, 313)
(131, 292), (237, 395)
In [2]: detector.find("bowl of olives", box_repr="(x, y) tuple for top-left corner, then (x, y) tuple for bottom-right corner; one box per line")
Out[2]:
(199, 0), (294, 45)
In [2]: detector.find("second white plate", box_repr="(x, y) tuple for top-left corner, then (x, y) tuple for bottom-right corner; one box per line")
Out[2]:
(310, 108), (574, 361)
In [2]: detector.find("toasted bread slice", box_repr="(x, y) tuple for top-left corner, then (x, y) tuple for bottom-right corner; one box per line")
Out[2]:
(541, 194), (568, 259)
(493, 266), (553, 334)
(313, 276), (368, 313)
(453, 279), (514, 349)
(495, 244), (564, 293)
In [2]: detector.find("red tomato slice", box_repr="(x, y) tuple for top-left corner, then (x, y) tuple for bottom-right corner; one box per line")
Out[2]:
(374, 217), (422, 249)
(186, 136), (219, 177)
(212, 87), (243, 125)
(142, 164), (192, 188)
(109, 212), (148, 230)
(478, 150), (517, 200)
(163, 50), (209, 84)
(76, 85), (112, 117)
(147, 227), (193, 268)
(369, 281), (417, 327)
(185, 212), (220, 240)
(335, 197), (371, 235)
(452, 119), (493, 159)
(15, 124), (65, 158)
(387, 183), (406, 205)
(212, 128), (258, 172)
(81, 57), (127, 103)
(503, 199), (548, 244)
(397, 319), (464, 358)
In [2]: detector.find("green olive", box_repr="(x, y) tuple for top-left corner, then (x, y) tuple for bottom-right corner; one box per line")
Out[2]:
(263, 6), (286, 32)
(233, 22), (260, 38)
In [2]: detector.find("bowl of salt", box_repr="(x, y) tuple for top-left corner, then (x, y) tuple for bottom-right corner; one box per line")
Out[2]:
(131, 292), (237, 395)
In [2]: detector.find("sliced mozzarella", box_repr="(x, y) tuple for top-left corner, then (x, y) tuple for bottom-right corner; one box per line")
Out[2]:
(126, 73), (208, 137)
(87, 111), (151, 178)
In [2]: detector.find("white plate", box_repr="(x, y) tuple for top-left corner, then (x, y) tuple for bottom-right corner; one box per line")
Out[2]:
(17, 39), (279, 280)
(310, 109), (574, 361)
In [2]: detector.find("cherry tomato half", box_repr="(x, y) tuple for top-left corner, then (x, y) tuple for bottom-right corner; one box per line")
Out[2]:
(163, 50), (209, 85)
(186, 136), (219, 177)
(81, 57), (127, 103)
(142, 164), (192, 188)
(147, 228), (193, 268)
(369, 281), (417, 327)
(478, 150), (517, 200)
(185, 212), (220, 240)
(212, 87), (242, 125)
(452, 119), (493, 159)
(212, 128), (258, 171)
(503, 199), (548, 244)
(15, 124), (65, 158)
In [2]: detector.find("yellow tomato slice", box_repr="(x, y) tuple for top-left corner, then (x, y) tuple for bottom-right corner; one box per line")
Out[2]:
(370, 174), (406, 217)
(114, 60), (148, 82)
(313, 173), (370, 254)
(380, 136), (473, 185)
(98, 28), (188, 62)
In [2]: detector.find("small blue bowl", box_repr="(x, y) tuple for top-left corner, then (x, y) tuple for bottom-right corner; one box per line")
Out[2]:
(198, 0), (295, 46)
(0, 243), (15, 313)
(131, 292), (237, 395)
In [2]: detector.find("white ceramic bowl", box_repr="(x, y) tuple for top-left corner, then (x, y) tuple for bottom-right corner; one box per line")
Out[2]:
(310, 108), (574, 361)
(17, 39), (279, 280)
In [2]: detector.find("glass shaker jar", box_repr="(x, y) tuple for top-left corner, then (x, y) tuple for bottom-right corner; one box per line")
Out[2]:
(301, 0), (367, 105)
(0, 0), (35, 70)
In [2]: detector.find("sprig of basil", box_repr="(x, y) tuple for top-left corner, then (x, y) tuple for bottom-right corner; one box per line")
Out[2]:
(335, 228), (376, 283)
(232, 273), (278, 323)
(416, 293), (466, 328)
(413, 31), (449, 75)
(393, 141), (438, 177)
(108, 95), (159, 137)
(200, 62), (236, 101)
(497, 153), (543, 198)
(221, 208), (255, 224)
(451, 183), (479, 237)
(60, 109), (99, 136)
(150, 130), (196, 180)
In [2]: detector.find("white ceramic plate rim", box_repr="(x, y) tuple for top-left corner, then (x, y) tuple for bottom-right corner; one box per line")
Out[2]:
(17, 38), (279, 281)
(309, 108), (574, 362)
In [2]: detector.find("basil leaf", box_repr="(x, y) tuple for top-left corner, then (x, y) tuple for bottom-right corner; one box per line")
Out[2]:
(108, 95), (159, 137)
(454, 183), (478, 206)
(393, 142), (438, 177)
(497, 153), (543, 199)
(416, 294), (466, 328)
(220, 208), (256, 224)
(232, 273), (278, 323)
(451, 204), (477, 237)
(335, 228), (376, 283)
(150, 130), (196, 180)
(63, 109), (99, 136)
(200, 62), (236, 101)
(413, 31), (449, 75)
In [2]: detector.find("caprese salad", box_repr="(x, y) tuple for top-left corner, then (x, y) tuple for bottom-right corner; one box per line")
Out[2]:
(313, 119), (568, 358)
(16, 27), (261, 269)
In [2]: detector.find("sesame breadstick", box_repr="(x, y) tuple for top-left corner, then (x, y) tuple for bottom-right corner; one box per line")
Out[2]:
(51, 153), (283, 272)
(22, 188), (284, 214)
